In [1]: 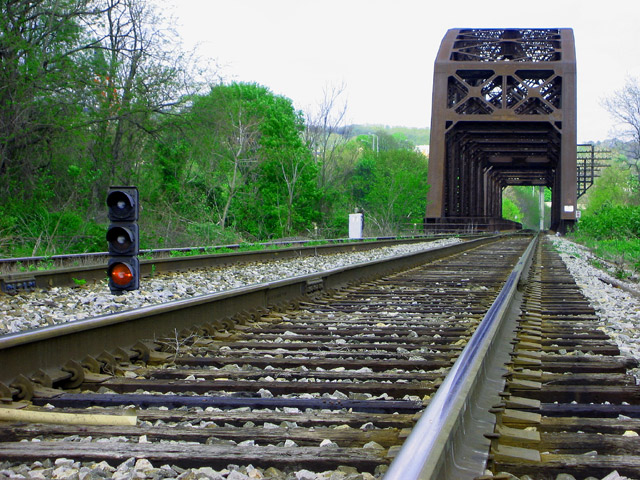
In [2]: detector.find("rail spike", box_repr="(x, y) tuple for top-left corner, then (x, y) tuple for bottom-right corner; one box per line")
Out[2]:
(220, 317), (236, 330)
(131, 341), (152, 364)
(82, 355), (102, 374)
(97, 350), (119, 375)
(31, 369), (53, 388)
(10, 374), (34, 401)
(60, 359), (85, 389)
(112, 347), (133, 363)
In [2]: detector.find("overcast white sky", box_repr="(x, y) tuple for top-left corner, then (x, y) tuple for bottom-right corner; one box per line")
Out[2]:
(163, 0), (640, 143)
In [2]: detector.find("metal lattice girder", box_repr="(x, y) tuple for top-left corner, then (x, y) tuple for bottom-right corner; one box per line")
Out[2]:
(425, 29), (577, 232)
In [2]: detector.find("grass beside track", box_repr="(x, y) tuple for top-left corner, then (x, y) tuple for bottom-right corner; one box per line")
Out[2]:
(568, 235), (640, 280)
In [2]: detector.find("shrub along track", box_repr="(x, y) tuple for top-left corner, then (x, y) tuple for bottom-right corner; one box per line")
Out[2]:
(0, 237), (530, 477)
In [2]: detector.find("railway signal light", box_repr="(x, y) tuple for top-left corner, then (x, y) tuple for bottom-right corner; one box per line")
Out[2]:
(106, 186), (140, 294)
(106, 224), (138, 256)
(107, 257), (139, 290)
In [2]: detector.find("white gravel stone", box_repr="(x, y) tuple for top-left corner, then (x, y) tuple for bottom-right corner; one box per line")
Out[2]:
(360, 422), (375, 431)
(133, 459), (153, 472)
(226, 471), (251, 480)
(363, 441), (385, 450)
(548, 235), (640, 381)
(295, 470), (319, 480)
(319, 439), (339, 448)
(0, 240), (461, 336)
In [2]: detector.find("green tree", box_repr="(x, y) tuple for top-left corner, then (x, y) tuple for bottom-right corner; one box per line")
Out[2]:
(303, 83), (349, 206)
(315, 137), (363, 237)
(0, 0), (198, 256)
(0, 0), (110, 255)
(355, 150), (429, 235)
(261, 95), (319, 236)
(183, 82), (320, 239)
(573, 155), (640, 273)
(503, 186), (542, 230)
(583, 160), (640, 215)
(188, 83), (266, 230)
(351, 156), (376, 206)
(0, 0), (100, 192)
(502, 197), (522, 223)
(84, 0), (195, 204)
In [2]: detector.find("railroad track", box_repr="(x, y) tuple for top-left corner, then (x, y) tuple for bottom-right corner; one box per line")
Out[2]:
(486, 238), (640, 480)
(0, 236), (462, 292)
(0, 235), (528, 478)
(1, 235), (636, 479)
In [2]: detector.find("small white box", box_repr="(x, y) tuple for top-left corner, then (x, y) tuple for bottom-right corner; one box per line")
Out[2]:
(349, 213), (364, 239)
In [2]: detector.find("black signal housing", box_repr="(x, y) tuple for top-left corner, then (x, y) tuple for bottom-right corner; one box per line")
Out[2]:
(107, 257), (140, 291)
(106, 186), (140, 294)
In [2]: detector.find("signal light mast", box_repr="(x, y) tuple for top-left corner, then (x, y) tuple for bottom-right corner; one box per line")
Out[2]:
(106, 186), (140, 294)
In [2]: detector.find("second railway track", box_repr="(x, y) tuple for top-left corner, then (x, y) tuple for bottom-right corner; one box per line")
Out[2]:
(0, 234), (638, 480)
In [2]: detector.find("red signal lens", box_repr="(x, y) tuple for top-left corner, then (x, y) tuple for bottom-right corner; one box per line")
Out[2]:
(110, 263), (133, 286)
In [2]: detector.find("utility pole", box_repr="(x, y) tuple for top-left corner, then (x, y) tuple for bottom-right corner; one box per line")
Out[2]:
(539, 186), (545, 231)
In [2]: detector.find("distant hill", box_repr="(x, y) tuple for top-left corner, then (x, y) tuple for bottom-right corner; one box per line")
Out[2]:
(346, 124), (430, 146)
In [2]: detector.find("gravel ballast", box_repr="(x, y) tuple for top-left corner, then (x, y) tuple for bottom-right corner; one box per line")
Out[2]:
(548, 234), (640, 380)
(0, 239), (462, 336)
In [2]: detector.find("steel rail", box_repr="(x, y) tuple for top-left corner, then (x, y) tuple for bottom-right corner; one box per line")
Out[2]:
(0, 235), (506, 398)
(383, 234), (538, 480)
(0, 235), (481, 292)
(0, 234), (461, 266)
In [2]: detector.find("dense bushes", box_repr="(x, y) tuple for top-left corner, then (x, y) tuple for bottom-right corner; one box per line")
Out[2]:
(0, 2), (433, 258)
(351, 149), (429, 235)
(0, 206), (105, 257)
(574, 205), (640, 240)
(569, 159), (640, 275)
(0, 79), (429, 257)
(502, 197), (522, 224)
(571, 203), (640, 276)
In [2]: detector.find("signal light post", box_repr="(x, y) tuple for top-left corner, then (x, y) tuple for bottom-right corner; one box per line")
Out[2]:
(106, 186), (140, 294)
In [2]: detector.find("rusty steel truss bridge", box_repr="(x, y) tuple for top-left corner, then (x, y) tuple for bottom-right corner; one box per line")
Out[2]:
(425, 28), (581, 233)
